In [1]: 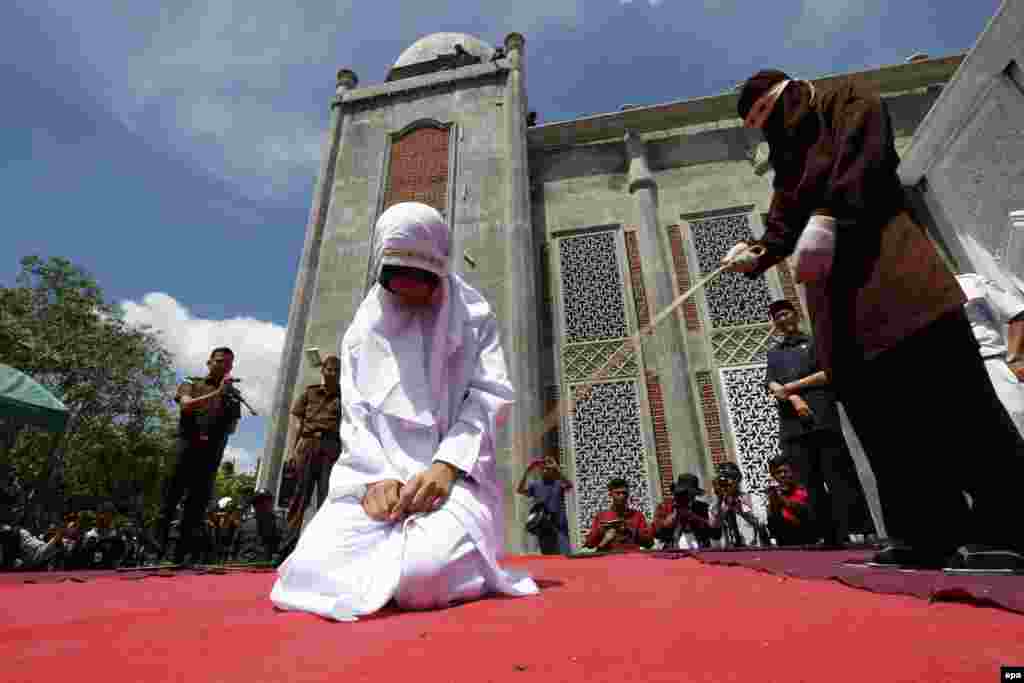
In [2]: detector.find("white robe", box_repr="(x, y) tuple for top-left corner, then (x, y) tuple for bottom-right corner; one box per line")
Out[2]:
(958, 274), (1024, 436)
(271, 276), (538, 621)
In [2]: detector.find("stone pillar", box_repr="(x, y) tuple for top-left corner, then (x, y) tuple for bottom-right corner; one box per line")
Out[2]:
(624, 129), (706, 482)
(258, 69), (358, 501)
(502, 33), (542, 552)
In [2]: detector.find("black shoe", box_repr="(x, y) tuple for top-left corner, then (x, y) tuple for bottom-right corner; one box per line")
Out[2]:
(945, 545), (1024, 573)
(869, 545), (947, 570)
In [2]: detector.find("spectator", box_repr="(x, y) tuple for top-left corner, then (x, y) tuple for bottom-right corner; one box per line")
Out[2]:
(0, 472), (66, 571)
(199, 506), (220, 565)
(765, 299), (874, 546)
(234, 490), (282, 564)
(56, 512), (82, 569)
(652, 474), (720, 550)
(217, 503), (242, 564)
(766, 455), (817, 546)
(583, 477), (653, 551)
(517, 454), (572, 555)
(79, 502), (128, 569)
(709, 463), (768, 548)
(957, 274), (1024, 436)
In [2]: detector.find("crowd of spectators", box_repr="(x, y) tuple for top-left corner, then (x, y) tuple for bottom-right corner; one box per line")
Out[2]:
(519, 454), (877, 555)
(0, 465), (283, 571)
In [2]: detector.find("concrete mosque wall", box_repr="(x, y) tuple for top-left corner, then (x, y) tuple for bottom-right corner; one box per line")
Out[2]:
(259, 5), (1020, 552)
(899, 0), (1024, 293)
(528, 58), (958, 549)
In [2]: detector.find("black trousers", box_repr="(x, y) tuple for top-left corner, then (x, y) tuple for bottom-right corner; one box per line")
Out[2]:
(158, 436), (226, 563)
(768, 513), (820, 546)
(782, 430), (873, 545)
(838, 309), (1024, 554)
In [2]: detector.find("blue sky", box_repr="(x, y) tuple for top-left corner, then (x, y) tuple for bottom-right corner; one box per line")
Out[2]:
(1, 0), (1003, 472)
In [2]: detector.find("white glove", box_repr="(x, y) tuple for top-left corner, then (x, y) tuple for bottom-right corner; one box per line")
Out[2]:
(793, 215), (836, 283)
(721, 242), (760, 272)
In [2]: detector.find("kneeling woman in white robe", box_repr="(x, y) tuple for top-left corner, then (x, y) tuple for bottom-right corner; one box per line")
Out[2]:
(271, 202), (538, 621)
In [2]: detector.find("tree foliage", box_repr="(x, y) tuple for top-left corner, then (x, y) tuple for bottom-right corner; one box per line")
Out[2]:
(213, 461), (257, 510)
(1, 256), (179, 526)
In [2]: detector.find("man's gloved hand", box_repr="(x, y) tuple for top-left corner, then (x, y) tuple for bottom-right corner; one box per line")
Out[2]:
(789, 394), (814, 419)
(793, 215), (836, 283)
(721, 242), (760, 273)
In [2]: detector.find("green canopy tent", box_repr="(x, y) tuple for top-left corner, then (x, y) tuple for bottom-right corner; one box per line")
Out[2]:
(0, 364), (70, 527)
(0, 363), (69, 434)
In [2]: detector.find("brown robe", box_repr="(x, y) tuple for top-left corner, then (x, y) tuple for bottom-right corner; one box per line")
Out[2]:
(749, 79), (964, 384)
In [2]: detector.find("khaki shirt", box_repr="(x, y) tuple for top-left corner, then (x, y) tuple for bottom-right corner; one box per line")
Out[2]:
(291, 384), (342, 437)
(175, 377), (237, 439)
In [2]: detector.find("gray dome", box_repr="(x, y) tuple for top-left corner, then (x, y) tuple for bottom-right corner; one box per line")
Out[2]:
(394, 33), (495, 69)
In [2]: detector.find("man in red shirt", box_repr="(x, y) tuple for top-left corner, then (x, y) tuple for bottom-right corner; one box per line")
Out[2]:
(583, 477), (653, 551)
(766, 454), (817, 546)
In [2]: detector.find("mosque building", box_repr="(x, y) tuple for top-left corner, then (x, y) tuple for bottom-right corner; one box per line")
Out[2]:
(258, 2), (1024, 552)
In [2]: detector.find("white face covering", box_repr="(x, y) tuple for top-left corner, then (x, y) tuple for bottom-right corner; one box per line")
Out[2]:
(744, 79), (791, 130)
(354, 203), (464, 433)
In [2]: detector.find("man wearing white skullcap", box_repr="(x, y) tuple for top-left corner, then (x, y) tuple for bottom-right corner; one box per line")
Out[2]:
(271, 202), (538, 620)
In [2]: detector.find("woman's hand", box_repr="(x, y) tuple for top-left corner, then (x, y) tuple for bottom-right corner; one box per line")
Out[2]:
(362, 480), (403, 521)
(389, 462), (460, 522)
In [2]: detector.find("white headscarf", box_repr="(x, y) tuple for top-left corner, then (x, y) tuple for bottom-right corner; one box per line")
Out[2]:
(351, 202), (466, 434)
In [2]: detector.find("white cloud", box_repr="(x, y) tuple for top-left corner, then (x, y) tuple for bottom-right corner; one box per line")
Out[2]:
(785, 0), (874, 49)
(223, 445), (259, 474)
(119, 292), (285, 419)
(48, 1), (585, 201)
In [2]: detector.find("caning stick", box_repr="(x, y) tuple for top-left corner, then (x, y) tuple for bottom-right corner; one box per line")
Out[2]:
(521, 245), (766, 454)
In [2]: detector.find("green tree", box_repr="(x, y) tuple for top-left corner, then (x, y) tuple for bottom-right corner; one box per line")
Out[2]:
(214, 461), (257, 509)
(1, 256), (179, 526)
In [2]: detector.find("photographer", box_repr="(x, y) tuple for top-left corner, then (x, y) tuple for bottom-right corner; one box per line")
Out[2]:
(709, 463), (767, 548)
(652, 474), (720, 550)
(517, 453), (572, 555)
(156, 347), (243, 565)
(78, 501), (128, 569)
(0, 466), (66, 570)
(233, 489), (282, 564)
(584, 477), (653, 551)
(766, 454), (817, 546)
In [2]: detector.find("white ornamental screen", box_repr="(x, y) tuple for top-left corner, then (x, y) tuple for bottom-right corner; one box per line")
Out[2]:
(558, 231), (629, 343)
(569, 380), (655, 538)
(718, 364), (782, 523)
(555, 230), (654, 539)
(689, 213), (772, 329)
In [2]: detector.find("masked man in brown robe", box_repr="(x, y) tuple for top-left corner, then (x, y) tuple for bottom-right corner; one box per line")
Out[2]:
(723, 70), (1024, 570)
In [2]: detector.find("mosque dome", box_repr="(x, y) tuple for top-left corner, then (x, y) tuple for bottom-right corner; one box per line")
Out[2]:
(393, 32), (495, 70)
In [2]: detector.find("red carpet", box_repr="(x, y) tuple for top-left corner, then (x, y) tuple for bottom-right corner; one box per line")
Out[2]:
(4, 555), (1023, 683)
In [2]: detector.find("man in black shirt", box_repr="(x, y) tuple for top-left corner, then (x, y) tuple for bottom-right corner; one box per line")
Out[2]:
(156, 347), (242, 565)
(765, 300), (871, 547)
